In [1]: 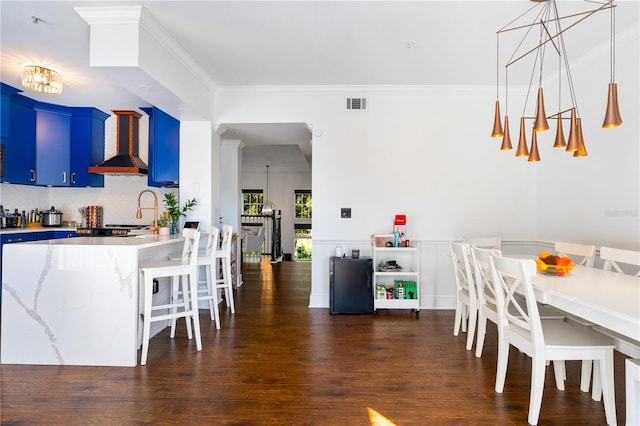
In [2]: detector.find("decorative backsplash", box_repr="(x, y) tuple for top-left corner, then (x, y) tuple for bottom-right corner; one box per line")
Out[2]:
(0, 176), (172, 227)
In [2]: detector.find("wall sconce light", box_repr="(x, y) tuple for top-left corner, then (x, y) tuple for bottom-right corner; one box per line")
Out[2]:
(21, 64), (63, 95)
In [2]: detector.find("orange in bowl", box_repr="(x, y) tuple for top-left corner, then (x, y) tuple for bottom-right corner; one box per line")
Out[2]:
(536, 259), (574, 275)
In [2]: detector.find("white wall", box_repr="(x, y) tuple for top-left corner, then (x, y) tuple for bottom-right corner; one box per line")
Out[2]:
(215, 86), (540, 309)
(534, 24), (640, 249)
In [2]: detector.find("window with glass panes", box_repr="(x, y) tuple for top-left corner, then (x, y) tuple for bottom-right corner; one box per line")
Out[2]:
(242, 189), (264, 215)
(294, 190), (312, 219)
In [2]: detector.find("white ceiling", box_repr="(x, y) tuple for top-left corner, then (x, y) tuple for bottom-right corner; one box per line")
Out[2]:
(1, 1), (636, 173)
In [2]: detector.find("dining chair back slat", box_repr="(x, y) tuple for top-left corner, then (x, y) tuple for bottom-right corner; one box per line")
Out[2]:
(470, 246), (502, 357)
(449, 241), (477, 351)
(465, 236), (502, 250)
(600, 246), (640, 277)
(554, 241), (596, 267)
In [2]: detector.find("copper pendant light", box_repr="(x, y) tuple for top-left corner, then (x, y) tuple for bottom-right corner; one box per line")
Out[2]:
(491, 0), (619, 163)
(492, 100), (504, 137)
(602, 4), (622, 129)
(528, 128), (541, 162)
(500, 116), (513, 150)
(515, 117), (529, 158)
(533, 88), (549, 132)
(553, 113), (566, 148)
(602, 82), (623, 128)
(566, 108), (580, 153)
(573, 118), (588, 157)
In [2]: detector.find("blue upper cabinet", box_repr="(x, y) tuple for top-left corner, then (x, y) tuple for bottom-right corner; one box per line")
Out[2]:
(1, 83), (20, 141)
(1, 84), (22, 181)
(34, 102), (72, 186)
(141, 107), (179, 188)
(4, 93), (37, 184)
(0, 84), (107, 187)
(70, 108), (108, 187)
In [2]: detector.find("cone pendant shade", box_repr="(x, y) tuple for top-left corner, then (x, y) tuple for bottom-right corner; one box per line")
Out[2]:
(566, 108), (580, 152)
(492, 100), (504, 137)
(500, 116), (513, 150)
(533, 88), (549, 132)
(602, 83), (623, 128)
(528, 128), (541, 162)
(553, 113), (566, 148)
(573, 118), (588, 157)
(515, 117), (529, 158)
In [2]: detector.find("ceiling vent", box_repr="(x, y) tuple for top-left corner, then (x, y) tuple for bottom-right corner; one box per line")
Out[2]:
(346, 98), (367, 110)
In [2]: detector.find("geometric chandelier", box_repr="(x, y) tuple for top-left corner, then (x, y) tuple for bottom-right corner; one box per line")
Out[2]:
(21, 64), (63, 95)
(491, 0), (622, 162)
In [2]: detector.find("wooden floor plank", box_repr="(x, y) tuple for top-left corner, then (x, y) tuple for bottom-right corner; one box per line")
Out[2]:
(0, 258), (628, 424)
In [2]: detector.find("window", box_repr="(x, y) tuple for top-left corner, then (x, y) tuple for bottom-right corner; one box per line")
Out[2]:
(242, 189), (264, 215)
(294, 224), (312, 260)
(294, 190), (312, 219)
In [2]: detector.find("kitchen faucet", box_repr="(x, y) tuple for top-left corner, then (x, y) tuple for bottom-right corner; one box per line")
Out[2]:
(136, 189), (159, 234)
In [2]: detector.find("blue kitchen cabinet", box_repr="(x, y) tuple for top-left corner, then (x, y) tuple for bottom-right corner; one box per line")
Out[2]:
(70, 107), (108, 187)
(1, 84), (21, 180)
(141, 107), (179, 188)
(4, 94), (37, 184)
(35, 102), (72, 186)
(1, 83), (20, 140)
(0, 84), (107, 187)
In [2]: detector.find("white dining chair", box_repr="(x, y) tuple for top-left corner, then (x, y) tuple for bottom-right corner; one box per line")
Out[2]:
(600, 246), (640, 277)
(490, 254), (617, 426)
(586, 246), (640, 402)
(449, 241), (477, 351)
(216, 224), (236, 314)
(471, 247), (565, 359)
(469, 246), (502, 358)
(554, 241), (596, 267)
(465, 236), (502, 250)
(138, 228), (202, 365)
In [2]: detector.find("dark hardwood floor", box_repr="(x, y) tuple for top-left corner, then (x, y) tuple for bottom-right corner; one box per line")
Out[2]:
(0, 258), (628, 425)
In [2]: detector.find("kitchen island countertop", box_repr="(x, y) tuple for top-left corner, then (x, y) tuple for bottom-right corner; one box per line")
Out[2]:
(1, 233), (184, 367)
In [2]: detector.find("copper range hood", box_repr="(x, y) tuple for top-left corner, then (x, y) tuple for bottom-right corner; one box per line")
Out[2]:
(88, 110), (148, 175)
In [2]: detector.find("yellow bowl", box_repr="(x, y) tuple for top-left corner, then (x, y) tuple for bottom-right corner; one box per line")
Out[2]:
(536, 259), (574, 275)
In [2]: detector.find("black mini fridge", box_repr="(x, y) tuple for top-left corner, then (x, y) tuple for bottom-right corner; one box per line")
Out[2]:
(329, 256), (373, 314)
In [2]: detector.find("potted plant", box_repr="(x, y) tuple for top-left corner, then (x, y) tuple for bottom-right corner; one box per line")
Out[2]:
(156, 216), (171, 235)
(163, 192), (198, 234)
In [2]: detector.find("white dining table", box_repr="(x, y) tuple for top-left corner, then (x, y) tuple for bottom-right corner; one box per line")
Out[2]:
(531, 264), (640, 344)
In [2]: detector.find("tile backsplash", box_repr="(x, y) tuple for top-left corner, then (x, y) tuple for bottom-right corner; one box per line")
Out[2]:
(0, 176), (172, 227)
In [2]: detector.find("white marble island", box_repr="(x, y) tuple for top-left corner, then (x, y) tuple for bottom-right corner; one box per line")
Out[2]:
(1, 234), (183, 367)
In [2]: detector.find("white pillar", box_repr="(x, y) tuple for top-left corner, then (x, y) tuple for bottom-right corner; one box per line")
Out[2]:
(220, 140), (242, 232)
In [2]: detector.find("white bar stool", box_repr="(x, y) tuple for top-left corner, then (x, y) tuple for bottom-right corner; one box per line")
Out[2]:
(627, 358), (640, 426)
(138, 228), (202, 365)
(170, 226), (221, 329)
(215, 224), (236, 314)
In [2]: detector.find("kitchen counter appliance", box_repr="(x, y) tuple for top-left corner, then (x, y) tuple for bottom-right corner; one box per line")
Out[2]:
(41, 207), (63, 227)
(76, 225), (147, 237)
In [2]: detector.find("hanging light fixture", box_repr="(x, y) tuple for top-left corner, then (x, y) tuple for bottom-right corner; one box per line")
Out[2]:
(602, 3), (622, 128)
(21, 64), (63, 95)
(262, 165), (276, 216)
(492, 0), (620, 162)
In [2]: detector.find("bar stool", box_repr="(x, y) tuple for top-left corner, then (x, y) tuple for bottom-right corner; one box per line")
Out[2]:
(170, 226), (221, 329)
(138, 228), (202, 365)
(216, 224), (236, 314)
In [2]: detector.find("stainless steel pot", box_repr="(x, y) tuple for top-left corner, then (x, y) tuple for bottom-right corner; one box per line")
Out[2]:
(42, 207), (63, 227)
